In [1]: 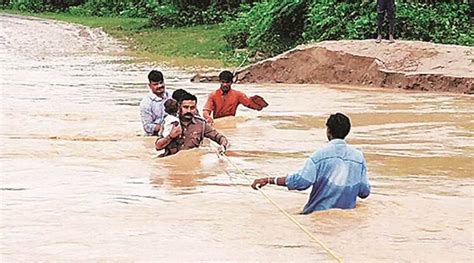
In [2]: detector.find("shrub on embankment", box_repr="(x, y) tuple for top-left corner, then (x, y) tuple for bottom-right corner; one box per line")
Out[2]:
(224, 0), (474, 57)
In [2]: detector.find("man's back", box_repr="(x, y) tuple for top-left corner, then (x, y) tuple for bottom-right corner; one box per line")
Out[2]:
(286, 139), (370, 213)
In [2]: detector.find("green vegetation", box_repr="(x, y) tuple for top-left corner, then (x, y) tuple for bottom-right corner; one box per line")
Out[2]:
(224, 0), (308, 56)
(1, 0), (472, 67)
(120, 23), (233, 67)
(225, 0), (473, 57)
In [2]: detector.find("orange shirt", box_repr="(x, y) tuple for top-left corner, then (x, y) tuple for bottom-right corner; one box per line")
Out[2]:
(203, 88), (257, 119)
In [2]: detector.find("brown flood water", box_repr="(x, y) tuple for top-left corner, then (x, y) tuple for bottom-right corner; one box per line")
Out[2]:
(1, 14), (473, 262)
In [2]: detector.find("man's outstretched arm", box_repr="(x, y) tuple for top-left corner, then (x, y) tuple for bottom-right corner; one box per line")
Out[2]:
(251, 158), (317, 190)
(251, 176), (287, 189)
(239, 92), (268, 111)
(203, 122), (229, 153)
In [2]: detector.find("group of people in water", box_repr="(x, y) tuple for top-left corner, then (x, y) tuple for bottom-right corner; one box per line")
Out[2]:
(139, 69), (370, 214)
(139, 70), (266, 157)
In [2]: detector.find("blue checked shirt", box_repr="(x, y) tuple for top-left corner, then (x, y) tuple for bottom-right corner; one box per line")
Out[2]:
(139, 91), (170, 135)
(285, 139), (370, 214)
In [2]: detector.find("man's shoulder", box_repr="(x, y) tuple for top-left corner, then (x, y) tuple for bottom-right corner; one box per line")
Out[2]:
(308, 147), (326, 162)
(346, 144), (365, 161)
(139, 94), (152, 108)
(192, 116), (206, 124)
(311, 141), (364, 163)
(165, 114), (178, 122)
(208, 90), (220, 98)
(231, 89), (246, 96)
(192, 116), (218, 132)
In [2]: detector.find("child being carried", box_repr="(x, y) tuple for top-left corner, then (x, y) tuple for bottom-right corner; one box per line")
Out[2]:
(159, 98), (180, 156)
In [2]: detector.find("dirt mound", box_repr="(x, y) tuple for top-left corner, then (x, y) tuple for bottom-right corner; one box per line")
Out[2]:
(192, 40), (473, 94)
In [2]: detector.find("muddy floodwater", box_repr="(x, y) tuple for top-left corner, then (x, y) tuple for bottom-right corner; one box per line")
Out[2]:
(1, 14), (473, 262)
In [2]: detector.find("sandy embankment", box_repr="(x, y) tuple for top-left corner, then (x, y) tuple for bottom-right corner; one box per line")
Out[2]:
(192, 40), (474, 94)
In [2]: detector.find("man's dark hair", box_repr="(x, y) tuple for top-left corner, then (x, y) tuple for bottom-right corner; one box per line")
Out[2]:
(219, 70), (233, 83)
(172, 89), (189, 102)
(148, 70), (164, 83)
(179, 92), (197, 103)
(164, 98), (179, 115)
(326, 113), (351, 139)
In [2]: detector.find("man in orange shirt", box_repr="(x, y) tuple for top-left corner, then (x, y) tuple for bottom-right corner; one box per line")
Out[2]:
(203, 71), (268, 125)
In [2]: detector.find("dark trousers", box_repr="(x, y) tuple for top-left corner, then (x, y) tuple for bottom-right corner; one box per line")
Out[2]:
(377, 0), (395, 35)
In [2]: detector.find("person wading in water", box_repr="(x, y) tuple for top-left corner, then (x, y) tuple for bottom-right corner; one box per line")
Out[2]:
(155, 93), (229, 157)
(251, 113), (371, 214)
(202, 70), (268, 125)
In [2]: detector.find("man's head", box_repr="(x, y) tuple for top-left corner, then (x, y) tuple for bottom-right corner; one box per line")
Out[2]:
(179, 92), (198, 122)
(164, 98), (179, 115)
(172, 89), (189, 102)
(326, 113), (351, 141)
(219, 70), (233, 93)
(148, 70), (165, 97)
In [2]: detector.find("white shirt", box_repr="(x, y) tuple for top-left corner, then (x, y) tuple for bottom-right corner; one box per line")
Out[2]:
(139, 91), (169, 135)
(160, 115), (180, 138)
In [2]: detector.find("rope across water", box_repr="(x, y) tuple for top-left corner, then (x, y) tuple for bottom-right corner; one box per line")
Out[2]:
(210, 142), (343, 262)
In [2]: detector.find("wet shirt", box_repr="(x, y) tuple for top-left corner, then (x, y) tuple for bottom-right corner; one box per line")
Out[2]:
(162, 117), (227, 155)
(285, 139), (370, 214)
(139, 91), (169, 135)
(203, 88), (257, 119)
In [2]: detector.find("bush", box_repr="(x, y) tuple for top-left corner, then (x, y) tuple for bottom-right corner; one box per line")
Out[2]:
(304, 0), (376, 42)
(119, 0), (158, 18)
(148, 4), (182, 27)
(67, 0), (158, 18)
(223, 2), (274, 49)
(247, 0), (308, 55)
(9, 0), (50, 12)
(396, 2), (473, 45)
(170, 0), (258, 12)
(149, 3), (231, 28)
(7, 0), (84, 12)
(305, 0), (473, 45)
(224, 0), (473, 56)
(224, 0), (308, 56)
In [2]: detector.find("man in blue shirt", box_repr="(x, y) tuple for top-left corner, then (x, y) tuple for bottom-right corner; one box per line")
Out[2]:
(251, 113), (370, 214)
(139, 70), (170, 136)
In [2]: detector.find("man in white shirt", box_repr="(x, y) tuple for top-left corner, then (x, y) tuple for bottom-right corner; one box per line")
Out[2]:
(139, 70), (170, 135)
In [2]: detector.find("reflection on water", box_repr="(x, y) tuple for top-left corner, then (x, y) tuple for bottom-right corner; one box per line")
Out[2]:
(151, 149), (224, 191)
(1, 14), (473, 262)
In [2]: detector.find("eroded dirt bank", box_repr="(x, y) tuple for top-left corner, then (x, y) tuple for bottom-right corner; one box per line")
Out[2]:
(192, 40), (474, 94)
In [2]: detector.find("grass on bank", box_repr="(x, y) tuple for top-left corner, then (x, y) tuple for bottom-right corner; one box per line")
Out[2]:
(1, 10), (234, 68)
